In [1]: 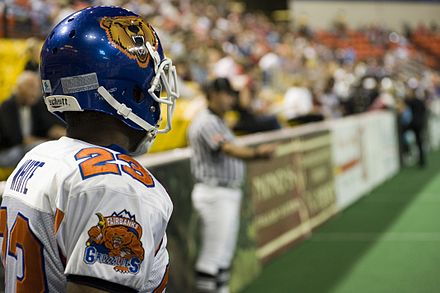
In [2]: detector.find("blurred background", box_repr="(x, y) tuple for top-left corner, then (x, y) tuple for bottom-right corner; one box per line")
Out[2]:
(0, 0), (439, 292)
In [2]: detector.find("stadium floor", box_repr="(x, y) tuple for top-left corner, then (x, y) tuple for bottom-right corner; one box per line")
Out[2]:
(241, 151), (440, 293)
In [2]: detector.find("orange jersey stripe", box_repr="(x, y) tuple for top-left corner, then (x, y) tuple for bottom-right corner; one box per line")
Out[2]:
(154, 238), (164, 256)
(54, 209), (64, 234)
(153, 265), (169, 293)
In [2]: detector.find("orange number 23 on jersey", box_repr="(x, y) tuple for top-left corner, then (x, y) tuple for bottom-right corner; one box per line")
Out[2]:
(0, 208), (47, 293)
(75, 147), (154, 187)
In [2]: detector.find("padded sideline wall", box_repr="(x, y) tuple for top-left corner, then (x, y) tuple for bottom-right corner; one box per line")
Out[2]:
(0, 39), (28, 103)
(289, 1), (440, 31)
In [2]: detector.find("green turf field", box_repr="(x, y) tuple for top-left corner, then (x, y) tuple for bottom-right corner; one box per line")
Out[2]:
(241, 151), (440, 293)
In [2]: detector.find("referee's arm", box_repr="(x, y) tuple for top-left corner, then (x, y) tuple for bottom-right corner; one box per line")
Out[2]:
(221, 142), (276, 160)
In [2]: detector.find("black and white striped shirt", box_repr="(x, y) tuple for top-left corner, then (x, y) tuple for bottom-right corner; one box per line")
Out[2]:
(188, 108), (245, 187)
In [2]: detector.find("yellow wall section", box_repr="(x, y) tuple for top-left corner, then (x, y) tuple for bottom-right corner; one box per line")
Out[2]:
(0, 39), (29, 103)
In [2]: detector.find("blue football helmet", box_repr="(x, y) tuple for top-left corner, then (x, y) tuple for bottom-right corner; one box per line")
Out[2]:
(40, 6), (179, 154)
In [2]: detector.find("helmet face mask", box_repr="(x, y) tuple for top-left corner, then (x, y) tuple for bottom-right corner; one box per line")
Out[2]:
(40, 6), (179, 154)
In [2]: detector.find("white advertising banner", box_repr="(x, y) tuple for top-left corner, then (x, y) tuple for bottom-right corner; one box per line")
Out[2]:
(426, 99), (440, 151)
(331, 111), (399, 210)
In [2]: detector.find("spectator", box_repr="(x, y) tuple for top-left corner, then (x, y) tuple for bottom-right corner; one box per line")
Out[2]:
(232, 74), (281, 134)
(188, 77), (275, 293)
(346, 76), (380, 114)
(396, 97), (412, 166)
(319, 77), (342, 119)
(283, 78), (314, 120)
(23, 37), (41, 72)
(404, 79), (427, 167)
(283, 78), (323, 125)
(0, 71), (65, 166)
(369, 77), (396, 111)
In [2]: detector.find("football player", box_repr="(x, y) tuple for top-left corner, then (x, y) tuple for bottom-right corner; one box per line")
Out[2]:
(0, 6), (178, 292)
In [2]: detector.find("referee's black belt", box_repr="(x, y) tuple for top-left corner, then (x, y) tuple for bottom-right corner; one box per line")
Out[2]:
(196, 179), (241, 189)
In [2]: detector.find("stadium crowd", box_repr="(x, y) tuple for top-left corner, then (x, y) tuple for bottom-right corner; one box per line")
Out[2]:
(1, 0), (440, 156)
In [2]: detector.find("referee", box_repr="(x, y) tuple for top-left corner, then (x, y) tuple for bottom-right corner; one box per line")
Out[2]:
(188, 77), (275, 293)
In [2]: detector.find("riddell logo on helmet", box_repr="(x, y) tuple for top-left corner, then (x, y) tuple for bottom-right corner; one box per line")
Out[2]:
(100, 16), (158, 68)
(45, 95), (83, 112)
(48, 97), (69, 109)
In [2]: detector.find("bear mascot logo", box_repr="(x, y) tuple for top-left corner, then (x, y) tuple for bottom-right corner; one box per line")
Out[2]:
(84, 210), (144, 274)
(100, 16), (158, 68)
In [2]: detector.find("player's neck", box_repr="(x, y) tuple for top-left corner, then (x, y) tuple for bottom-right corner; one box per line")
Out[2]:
(64, 111), (147, 153)
(67, 129), (130, 151)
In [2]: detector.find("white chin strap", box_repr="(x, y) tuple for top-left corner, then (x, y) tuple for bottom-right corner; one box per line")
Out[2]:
(97, 86), (157, 155)
(97, 86), (157, 133)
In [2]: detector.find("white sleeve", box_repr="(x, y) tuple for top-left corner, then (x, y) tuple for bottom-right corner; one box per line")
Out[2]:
(142, 234), (170, 293)
(57, 184), (168, 292)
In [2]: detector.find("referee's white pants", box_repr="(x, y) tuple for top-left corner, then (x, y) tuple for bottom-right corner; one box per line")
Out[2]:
(192, 183), (242, 275)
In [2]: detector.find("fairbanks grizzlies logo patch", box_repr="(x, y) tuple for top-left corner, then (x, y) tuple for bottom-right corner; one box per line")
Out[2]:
(100, 16), (158, 68)
(84, 210), (144, 274)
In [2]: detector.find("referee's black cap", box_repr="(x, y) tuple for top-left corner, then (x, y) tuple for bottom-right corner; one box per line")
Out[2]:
(204, 77), (239, 97)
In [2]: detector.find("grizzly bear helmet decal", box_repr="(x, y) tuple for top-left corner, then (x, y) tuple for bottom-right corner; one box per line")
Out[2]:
(40, 6), (179, 155)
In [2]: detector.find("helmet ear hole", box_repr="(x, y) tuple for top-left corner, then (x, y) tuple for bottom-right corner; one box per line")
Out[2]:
(133, 86), (145, 103)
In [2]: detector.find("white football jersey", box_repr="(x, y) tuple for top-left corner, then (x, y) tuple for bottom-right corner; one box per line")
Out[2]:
(0, 137), (173, 293)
